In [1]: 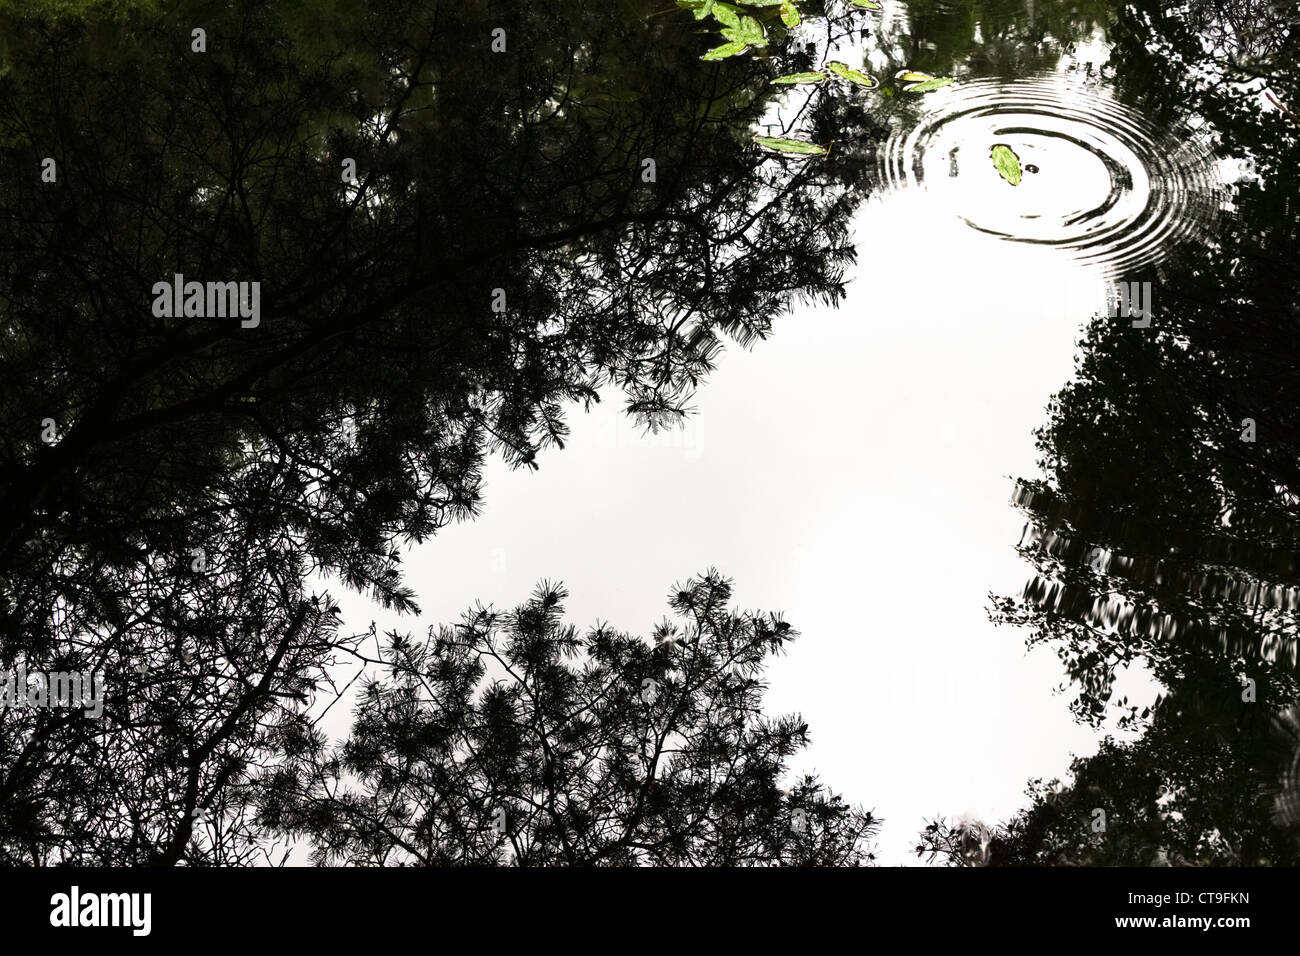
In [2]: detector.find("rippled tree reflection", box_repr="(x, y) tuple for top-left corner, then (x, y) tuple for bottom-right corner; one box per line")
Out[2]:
(925, 0), (1300, 866)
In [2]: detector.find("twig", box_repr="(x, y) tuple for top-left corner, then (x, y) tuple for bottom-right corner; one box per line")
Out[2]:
(1265, 90), (1300, 129)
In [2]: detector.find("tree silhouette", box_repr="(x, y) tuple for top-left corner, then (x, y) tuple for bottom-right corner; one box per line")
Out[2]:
(954, 1), (1300, 866)
(0, 0), (873, 862)
(253, 571), (879, 866)
(920, 674), (1300, 866)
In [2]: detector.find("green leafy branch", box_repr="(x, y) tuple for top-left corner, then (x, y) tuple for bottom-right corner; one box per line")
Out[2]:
(677, 0), (952, 156)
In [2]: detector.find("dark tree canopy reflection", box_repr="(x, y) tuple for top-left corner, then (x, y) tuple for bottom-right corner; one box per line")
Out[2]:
(0, 0), (872, 863)
(923, 0), (1300, 866)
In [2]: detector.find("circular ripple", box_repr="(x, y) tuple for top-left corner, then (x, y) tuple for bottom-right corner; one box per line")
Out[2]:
(878, 75), (1225, 276)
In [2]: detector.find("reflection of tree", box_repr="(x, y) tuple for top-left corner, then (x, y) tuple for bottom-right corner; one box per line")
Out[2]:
(921, 1), (1300, 866)
(256, 571), (879, 866)
(1109, 1), (1299, 139)
(1183, 0), (1298, 72)
(0, 0), (872, 862)
(881, 0), (1113, 80)
(921, 657), (1299, 865)
(827, 0), (1112, 150)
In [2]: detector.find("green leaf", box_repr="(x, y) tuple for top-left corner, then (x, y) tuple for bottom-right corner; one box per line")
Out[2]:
(710, 2), (743, 27)
(722, 15), (766, 46)
(754, 135), (827, 155)
(905, 76), (954, 92)
(895, 70), (931, 82)
(701, 40), (748, 60)
(676, 0), (715, 19)
(848, 0), (882, 8)
(826, 61), (878, 88)
(772, 71), (826, 84)
(779, 1), (801, 26)
(991, 143), (1022, 186)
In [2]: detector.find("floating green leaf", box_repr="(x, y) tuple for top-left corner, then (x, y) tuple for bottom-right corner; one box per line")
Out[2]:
(991, 143), (1022, 185)
(754, 135), (827, 155)
(848, 0), (882, 8)
(701, 40), (748, 59)
(780, 1), (800, 26)
(905, 76), (954, 92)
(895, 70), (931, 82)
(772, 71), (826, 84)
(826, 60), (878, 88)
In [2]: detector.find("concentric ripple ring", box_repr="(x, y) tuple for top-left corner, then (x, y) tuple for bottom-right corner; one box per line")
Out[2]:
(878, 75), (1225, 276)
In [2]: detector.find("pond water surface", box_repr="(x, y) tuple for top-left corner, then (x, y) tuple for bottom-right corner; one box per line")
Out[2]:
(350, 0), (1299, 864)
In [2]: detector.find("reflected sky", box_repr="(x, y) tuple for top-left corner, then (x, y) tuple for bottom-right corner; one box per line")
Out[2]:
(329, 151), (1168, 871)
